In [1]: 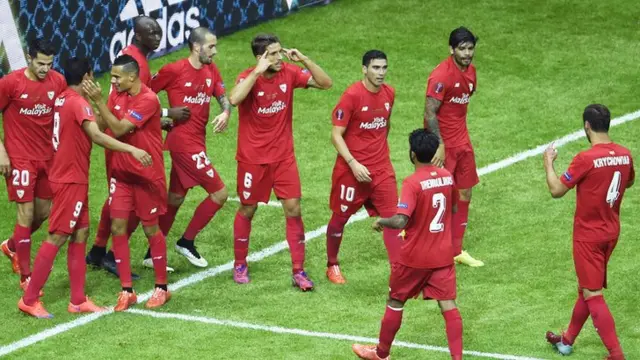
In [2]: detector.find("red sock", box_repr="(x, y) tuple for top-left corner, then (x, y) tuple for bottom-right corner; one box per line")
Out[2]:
(382, 227), (402, 263)
(149, 231), (168, 285)
(159, 204), (180, 236)
(111, 234), (132, 288)
(14, 224), (33, 280)
(126, 212), (140, 237)
(67, 241), (87, 305)
(233, 212), (251, 266)
(94, 200), (111, 248)
(286, 216), (305, 272)
(376, 305), (404, 358)
(326, 213), (349, 266)
(563, 290), (589, 345)
(452, 200), (470, 256)
(443, 308), (463, 358)
(7, 237), (16, 252)
(23, 241), (59, 305)
(184, 197), (222, 241)
(585, 295), (624, 358)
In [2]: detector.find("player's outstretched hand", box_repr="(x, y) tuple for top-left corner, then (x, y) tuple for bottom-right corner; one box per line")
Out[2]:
(254, 50), (274, 74)
(167, 106), (190, 121)
(212, 111), (229, 133)
(131, 148), (152, 167)
(282, 48), (308, 63)
(543, 142), (558, 164)
(82, 80), (103, 102)
(0, 151), (10, 177)
(349, 160), (372, 183)
(372, 219), (384, 232)
(432, 144), (445, 168)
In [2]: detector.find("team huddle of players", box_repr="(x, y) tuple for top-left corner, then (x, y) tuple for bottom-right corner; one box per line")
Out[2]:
(0, 16), (633, 360)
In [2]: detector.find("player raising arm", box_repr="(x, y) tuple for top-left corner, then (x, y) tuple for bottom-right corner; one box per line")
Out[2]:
(352, 129), (463, 360)
(0, 38), (66, 292)
(544, 104), (633, 360)
(151, 27), (231, 267)
(18, 57), (150, 318)
(325, 50), (401, 284)
(424, 27), (483, 267)
(228, 34), (332, 290)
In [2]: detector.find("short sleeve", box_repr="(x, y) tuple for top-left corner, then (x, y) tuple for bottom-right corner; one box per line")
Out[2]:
(630, 157), (635, 183)
(397, 179), (418, 218)
(561, 153), (591, 189)
(149, 64), (175, 93)
(426, 71), (447, 102)
(210, 65), (226, 98)
(291, 65), (312, 89)
(73, 99), (96, 126)
(125, 95), (159, 128)
(331, 92), (356, 127)
(0, 75), (13, 111)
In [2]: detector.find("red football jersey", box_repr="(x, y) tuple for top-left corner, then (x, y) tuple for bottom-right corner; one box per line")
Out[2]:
(0, 68), (67, 160)
(150, 59), (226, 152)
(120, 45), (152, 86)
(108, 84), (164, 183)
(396, 166), (455, 269)
(560, 143), (635, 243)
(235, 62), (312, 164)
(49, 88), (96, 184)
(331, 82), (394, 171)
(426, 57), (477, 148)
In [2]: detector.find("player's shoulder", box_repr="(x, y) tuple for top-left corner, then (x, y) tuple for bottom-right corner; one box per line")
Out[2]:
(428, 57), (452, 77)
(238, 67), (255, 79)
(380, 83), (395, 96)
(1, 68), (25, 83)
(140, 85), (161, 102)
(48, 69), (65, 81)
(160, 58), (184, 72)
(344, 81), (363, 94)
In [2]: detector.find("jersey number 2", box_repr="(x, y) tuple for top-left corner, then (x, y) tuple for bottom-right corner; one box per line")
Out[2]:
(429, 192), (446, 233)
(606, 171), (621, 208)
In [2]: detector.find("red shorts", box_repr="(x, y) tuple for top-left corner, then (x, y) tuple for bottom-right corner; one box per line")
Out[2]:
(109, 177), (167, 226)
(444, 143), (479, 189)
(237, 157), (301, 205)
(573, 240), (618, 290)
(48, 183), (89, 235)
(5, 158), (53, 203)
(389, 262), (457, 302)
(329, 162), (397, 217)
(169, 151), (226, 196)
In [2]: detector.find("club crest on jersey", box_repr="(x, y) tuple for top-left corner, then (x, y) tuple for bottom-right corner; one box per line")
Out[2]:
(47, 91), (55, 100)
(279, 84), (287, 93)
(206, 169), (214, 178)
(243, 191), (251, 200)
(336, 109), (344, 120)
(206, 79), (211, 87)
(69, 220), (77, 229)
(16, 190), (24, 199)
(435, 82), (444, 94)
(384, 102), (390, 111)
(340, 205), (348, 212)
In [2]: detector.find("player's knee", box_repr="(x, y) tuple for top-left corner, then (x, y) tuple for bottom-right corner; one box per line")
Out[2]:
(458, 188), (472, 201)
(438, 299), (457, 312)
(111, 219), (128, 236)
(210, 188), (228, 205)
(582, 288), (603, 299)
(167, 192), (185, 207)
(282, 199), (301, 217)
(239, 204), (258, 219)
(142, 224), (160, 238)
(72, 228), (90, 244)
(48, 234), (68, 248)
(386, 298), (405, 310)
(16, 203), (35, 227)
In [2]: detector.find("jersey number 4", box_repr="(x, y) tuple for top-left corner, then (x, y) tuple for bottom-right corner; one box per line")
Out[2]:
(606, 171), (622, 208)
(430, 193), (446, 233)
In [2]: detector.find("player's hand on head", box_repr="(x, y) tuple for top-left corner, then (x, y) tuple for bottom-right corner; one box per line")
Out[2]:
(132, 148), (152, 167)
(212, 111), (230, 133)
(0, 151), (10, 177)
(432, 144), (445, 168)
(349, 160), (372, 183)
(372, 219), (383, 232)
(167, 106), (190, 121)
(282, 48), (307, 62)
(82, 80), (102, 102)
(255, 50), (274, 74)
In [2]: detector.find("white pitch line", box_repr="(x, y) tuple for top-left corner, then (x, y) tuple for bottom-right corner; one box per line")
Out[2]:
(229, 197), (282, 207)
(127, 309), (546, 360)
(1, 109), (639, 358)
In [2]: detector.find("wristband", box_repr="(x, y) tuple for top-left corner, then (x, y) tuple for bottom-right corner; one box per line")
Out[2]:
(162, 108), (168, 117)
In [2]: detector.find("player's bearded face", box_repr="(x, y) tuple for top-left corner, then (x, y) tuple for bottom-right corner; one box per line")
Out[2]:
(363, 59), (388, 87)
(197, 37), (217, 65)
(28, 53), (54, 80)
(263, 43), (283, 73)
(451, 42), (475, 68)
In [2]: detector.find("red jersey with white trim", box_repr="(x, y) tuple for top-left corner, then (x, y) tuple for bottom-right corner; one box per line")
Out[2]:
(150, 59), (226, 152)
(560, 143), (635, 243)
(331, 82), (394, 171)
(49, 88), (96, 184)
(396, 166), (455, 269)
(235, 62), (312, 164)
(426, 57), (476, 148)
(0, 68), (66, 160)
(108, 84), (164, 183)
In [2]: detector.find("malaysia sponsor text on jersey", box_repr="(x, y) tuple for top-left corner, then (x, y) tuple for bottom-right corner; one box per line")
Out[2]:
(449, 93), (470, 105)
(183, 92), (211, 105)
(19, 103), (53, 116)
(257, 100), (287, 115)
(359, 116), (388, 130)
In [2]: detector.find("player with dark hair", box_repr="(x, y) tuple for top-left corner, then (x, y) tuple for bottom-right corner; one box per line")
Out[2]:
(352, 128), (463, 360)
(83, 54), (170, 310)
(18, 57), (151, 318)
(87, 16), (182, 276)
(0, 38), (67, 292)
(229, 33), (332, 290)
(151, 27), (231, 267)
(325, 50), (400, 284)
(544, 104), (633, 360)
(424, 26), (484, 267)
